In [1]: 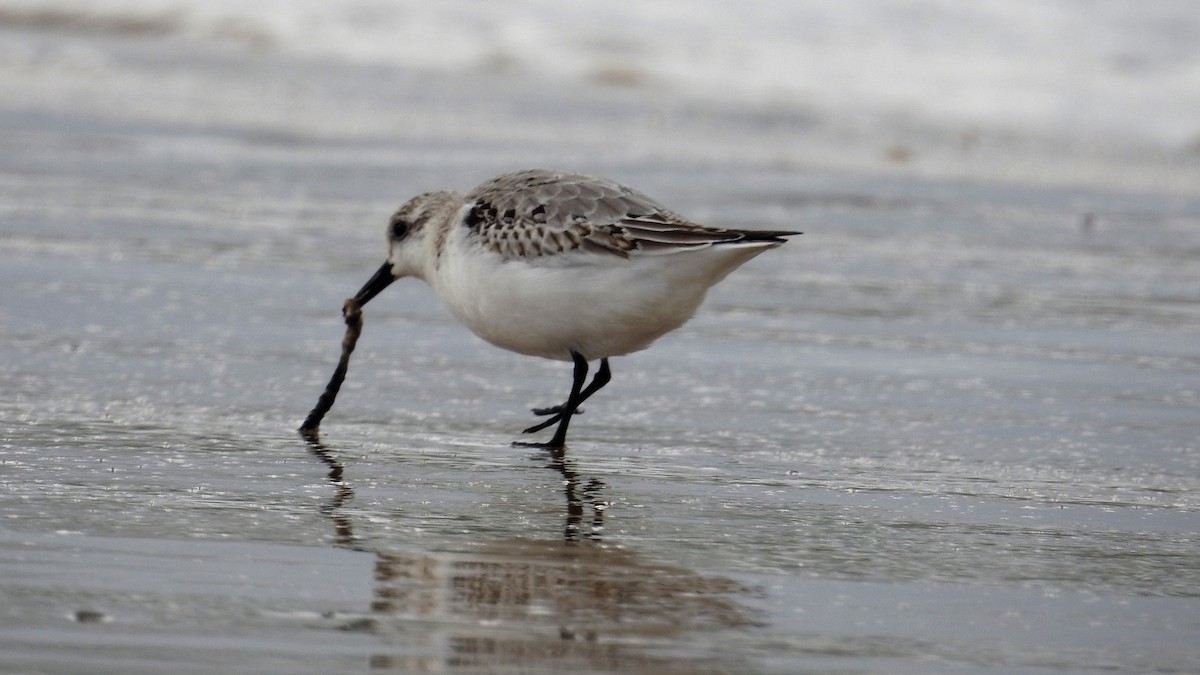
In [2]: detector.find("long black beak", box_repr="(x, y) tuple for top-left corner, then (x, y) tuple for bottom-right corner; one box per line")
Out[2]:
(353, 261), (396, 307)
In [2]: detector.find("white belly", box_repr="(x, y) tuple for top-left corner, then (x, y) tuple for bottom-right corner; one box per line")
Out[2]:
(429, 245), (768, 361)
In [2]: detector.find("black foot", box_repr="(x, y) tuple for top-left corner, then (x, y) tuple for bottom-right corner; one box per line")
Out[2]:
(518, 353), (608, 453)
(523, 415), (562, 434)
(531, 405), (584, 417)
(512, 439), (566, 451)
(525, 405), (586, 433)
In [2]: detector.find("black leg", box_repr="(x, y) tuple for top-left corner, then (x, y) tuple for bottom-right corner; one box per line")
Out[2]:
(523, 358), (611, 434)
(515, 352), (599, 449)
(531, 359), (610, 416)
(579, 357), (611, 404)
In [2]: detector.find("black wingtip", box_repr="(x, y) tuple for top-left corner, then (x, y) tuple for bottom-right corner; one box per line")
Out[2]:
(741, 229), (802, 243)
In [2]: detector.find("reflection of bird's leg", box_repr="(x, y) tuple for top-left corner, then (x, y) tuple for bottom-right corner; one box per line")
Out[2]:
(546, 450), (606, 543)
(585, 478), (607, 540)
(548, 450), (585, 542)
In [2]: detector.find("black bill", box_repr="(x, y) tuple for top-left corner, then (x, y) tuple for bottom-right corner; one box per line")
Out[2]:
(353, 261), (396, 306)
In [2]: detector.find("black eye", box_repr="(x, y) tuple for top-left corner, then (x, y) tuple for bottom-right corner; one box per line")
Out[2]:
(390, 217), (409, 240)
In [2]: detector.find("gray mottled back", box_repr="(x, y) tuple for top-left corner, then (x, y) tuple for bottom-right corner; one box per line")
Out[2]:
(461, 169), (749, 260)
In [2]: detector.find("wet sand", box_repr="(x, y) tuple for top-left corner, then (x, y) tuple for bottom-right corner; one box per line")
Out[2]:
(2, 23), (1200, 674)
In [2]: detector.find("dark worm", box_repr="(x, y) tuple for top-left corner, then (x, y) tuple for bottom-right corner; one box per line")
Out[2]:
(299, 298), (363, 437)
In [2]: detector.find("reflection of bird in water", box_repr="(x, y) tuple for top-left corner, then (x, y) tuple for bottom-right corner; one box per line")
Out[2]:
(369, 540), (756, 673)
(305, 436), (605, 547)
(304, 441), (757, 672)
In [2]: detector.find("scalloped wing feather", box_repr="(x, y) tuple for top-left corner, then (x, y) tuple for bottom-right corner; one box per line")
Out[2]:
(462, 170), (790, 260)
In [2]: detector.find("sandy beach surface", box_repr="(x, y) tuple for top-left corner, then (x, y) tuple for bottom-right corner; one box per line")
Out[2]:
(2, 3), (1199, 673)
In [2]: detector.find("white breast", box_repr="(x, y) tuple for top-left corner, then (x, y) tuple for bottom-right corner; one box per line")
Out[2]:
(428, 226), (775, 361)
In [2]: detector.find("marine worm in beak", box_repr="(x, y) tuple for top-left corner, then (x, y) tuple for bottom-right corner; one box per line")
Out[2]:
(299, 297), (364, 437)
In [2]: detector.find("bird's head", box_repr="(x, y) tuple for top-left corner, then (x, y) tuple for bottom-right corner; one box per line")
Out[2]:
(353, 190), (459, 307)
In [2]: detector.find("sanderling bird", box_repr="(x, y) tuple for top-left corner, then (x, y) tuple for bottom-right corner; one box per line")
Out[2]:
(352, 169), (800, 449)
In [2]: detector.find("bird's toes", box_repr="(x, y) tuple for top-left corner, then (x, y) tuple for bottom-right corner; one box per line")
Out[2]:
(511, 439), (566, 450)
(530, 405), (583, 417)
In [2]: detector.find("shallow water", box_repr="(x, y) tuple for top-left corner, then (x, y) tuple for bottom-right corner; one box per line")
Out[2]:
(3, 11), (1200, 675)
